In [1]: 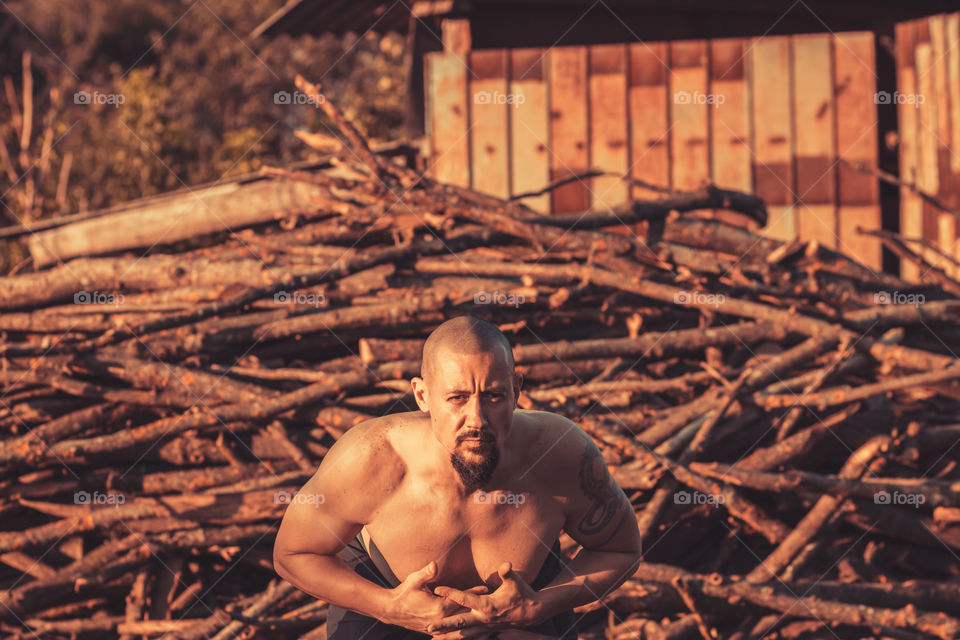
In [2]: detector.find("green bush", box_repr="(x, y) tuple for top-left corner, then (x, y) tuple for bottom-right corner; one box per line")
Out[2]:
(0, 0), (407, 272)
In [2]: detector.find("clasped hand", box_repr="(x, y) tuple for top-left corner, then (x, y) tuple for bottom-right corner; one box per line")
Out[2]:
(384, 561), (544, 640)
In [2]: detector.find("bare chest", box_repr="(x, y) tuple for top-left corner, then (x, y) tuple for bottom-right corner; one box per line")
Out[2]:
(365, 482), (566, 590)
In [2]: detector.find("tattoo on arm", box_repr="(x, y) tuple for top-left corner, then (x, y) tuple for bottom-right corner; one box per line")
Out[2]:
(576, 440), (625, 536)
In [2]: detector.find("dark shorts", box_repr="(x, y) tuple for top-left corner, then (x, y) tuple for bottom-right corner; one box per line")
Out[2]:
(326, 535), (579, 640)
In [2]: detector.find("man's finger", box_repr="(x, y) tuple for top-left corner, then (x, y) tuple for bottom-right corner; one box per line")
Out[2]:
(497, 562), (528, 589)
(408, 560), (437, 588)
(430, 625), (493, 640)
(433, 586), (487, 610)
(427, 612), (481, 634)
(497, 562), (516, 583)
(437, 586), (487, 615)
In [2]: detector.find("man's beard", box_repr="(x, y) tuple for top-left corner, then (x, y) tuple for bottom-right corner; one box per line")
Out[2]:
(450, 434), (500, 490)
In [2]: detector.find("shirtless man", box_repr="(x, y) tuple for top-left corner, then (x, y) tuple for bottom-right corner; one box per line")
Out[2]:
(273, 315), (642, 640)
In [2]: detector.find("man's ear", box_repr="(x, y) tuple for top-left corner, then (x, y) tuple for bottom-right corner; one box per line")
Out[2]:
(513, 372), (523, 407)
(410, 377), (430, 413)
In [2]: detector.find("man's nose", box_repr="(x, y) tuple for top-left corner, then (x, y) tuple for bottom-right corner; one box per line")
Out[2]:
(462, 393), (487, 427)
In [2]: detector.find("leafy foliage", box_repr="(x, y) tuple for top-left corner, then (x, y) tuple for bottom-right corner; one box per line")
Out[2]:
(0, 0), (407, 271)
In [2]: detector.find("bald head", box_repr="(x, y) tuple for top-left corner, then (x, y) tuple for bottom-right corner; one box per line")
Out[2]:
(419, 316), (515, 383)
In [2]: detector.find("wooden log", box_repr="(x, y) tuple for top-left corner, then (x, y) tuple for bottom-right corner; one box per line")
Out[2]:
(858, 226), (960, 297)
(757, 364), (960, 410)
(0, 490), (288, 554)
(358, 337), (425, 365)
(525, 371), (715, 403)
(295, 75), (389, 185)
(527, 185), (767, 230)
(772, 340), (855, 440)
(692, 461), (960, 509)
(0, 403), (139, 466)
(418, 253), (945, 371)
(736, 403), (865, 471)
(180, 580), (298, 640)
(630, 562), (960, 639)
(740, 436), (890, 583)
(1, 238), (455, 357)
(119, 568), (149, 640)
(26, 179), (334, 269)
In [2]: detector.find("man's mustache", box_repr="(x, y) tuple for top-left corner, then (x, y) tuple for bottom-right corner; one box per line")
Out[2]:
(457, 429), (495, 443)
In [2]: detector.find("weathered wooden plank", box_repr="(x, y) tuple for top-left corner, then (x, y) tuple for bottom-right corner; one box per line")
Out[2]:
(949, 14), (960, 175)
(548, 46), (590, 213)
(930, 14), (957, 277)
(939, 211), (957, 279)
(750, 36), (794, 241)
(835, 31), (881, 270)
(469, 49), (510, 199)
(509, 48), (550, 212)
(426, 51), (470, 188)
(948, 13), (960, 275)
(629, 42), (670, 201)
(792, 33), (837, 248)
(897, 19), (922, 281)
(709, 38), (752, 228)
(441, 18), (471, 56)
(589, 44), (629, 213)
(669, 40), (710, 194)
(915, 24), (942, 274)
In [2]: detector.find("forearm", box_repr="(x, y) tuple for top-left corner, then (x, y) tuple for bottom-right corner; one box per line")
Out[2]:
(275, 552), (391, 620)
(531, 548), (640, 623)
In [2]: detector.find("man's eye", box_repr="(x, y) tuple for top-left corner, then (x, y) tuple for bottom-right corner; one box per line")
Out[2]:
(487, 394), (504, 401)
(448, 395), (465, 401)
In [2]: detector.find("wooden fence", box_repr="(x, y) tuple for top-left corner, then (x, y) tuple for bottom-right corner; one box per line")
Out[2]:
(426, 32), (883, 270)
(896, 12), (960, 281)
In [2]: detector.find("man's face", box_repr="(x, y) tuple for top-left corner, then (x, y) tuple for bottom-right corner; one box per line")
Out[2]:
(412, 347), (520, 489)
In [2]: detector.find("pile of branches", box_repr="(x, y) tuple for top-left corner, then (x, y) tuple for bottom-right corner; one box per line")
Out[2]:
(1, 76), (960, 640)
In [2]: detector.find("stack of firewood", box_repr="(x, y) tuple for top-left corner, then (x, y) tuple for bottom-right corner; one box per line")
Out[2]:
(1, 76), (959, 640)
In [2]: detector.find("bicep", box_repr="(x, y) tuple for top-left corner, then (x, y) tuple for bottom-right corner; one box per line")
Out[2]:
(562, 429), (639, 553)
(275, 424), (386, 558)
(274, 472), (364, 558)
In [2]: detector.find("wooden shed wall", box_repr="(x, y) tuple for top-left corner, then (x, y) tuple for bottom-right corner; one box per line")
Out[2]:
(425, 32), (884, 271)
(896, 13), (960, 281)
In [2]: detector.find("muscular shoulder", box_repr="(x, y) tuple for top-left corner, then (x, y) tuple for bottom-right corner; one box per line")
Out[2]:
(274, 415), (413, 560)
(311, 414), (407, 515)
(518, 411), (636, 550)
(516, 410), (613, 502)
(515, 410), (597, 478)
